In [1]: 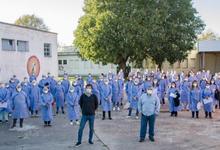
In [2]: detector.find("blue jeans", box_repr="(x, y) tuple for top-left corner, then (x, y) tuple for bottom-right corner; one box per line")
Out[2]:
(140, 114), (156, 140)
(77, 115), (95, 143)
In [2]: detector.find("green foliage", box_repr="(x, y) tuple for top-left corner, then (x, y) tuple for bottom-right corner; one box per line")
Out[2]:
(74, 0), (205, 72)
(15, 14), (49, 31)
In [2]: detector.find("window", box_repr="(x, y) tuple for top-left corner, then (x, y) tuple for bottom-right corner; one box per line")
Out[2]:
(2, 39), (15, 51)
(58, 60), (62, 65)
(17, 40), (29, 52)
(44, 43), (51, 57)
(63, 60), (67, 65)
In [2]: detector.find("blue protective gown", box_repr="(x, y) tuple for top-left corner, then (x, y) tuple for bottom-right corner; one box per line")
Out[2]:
(0, 87), (9, 112)
(168, 88), (180, 112)
(202, 88), (213, 112)
(54, 85), (65, 108)
(40, 92), (53, 121)
(29, 85), (41, 111)
(180, 81), (190, 104)
(100, 83), (112, 111)
(61, 79), (70, 96)
(111, 80), (119, 105)
(11, 91), (29, 119)
(189, 88), (201, 112)
(66, 91), (79, 121)
(125, 80), (133, 103)
(129, 83), (142, 109)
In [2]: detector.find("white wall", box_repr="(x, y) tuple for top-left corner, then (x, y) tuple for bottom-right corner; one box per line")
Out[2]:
(0, 23), (58, 82)
(58, 54), (117, 76)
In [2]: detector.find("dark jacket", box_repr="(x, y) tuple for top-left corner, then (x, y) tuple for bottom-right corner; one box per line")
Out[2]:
(79, 93), (98, 116)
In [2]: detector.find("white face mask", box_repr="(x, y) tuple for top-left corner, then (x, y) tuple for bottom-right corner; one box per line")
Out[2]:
(44, 90), (48, 94)
(70, 90), (74, 93)
(104, 81), (109, 85)
(147, 89), (153, 95)
(171, 85), (175, 88)
(86, 88), (92, 94)
(206, 86), (210, 89)
(193, 83), (197, 87)
(17, 88), (22, 92)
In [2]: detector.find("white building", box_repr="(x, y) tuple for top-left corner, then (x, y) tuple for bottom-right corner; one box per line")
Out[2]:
(58, 46), (117, 76)
(0, 21), (58, 82)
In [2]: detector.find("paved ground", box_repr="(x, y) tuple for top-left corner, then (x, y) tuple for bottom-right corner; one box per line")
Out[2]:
(1, 105), (220, 150)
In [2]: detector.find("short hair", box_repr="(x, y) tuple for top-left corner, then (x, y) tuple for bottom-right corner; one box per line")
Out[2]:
(86, 84), (93, 88)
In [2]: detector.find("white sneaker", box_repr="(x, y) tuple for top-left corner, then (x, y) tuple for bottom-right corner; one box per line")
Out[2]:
(126, 116), (131, 119)
(70, 121), (73, 125)
(76, 121), (80, 125)
(113, 107), (116, 111)
(135, 116), (139, 119)
(117, 107), (120, 111)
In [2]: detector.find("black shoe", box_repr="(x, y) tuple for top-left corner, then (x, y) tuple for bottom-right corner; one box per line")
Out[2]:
(89, 141), (94, 144)
(109, 117), (112, 120)
(5, 120), (8, 123)
(102, 117), (105, 120)
(149, 137), (155, 142)
(56, 111), (58, 115)
(75, 142), (81, 147)
(0, 120), (2, 123)
(62, 111), (65, 114)
(139, 139), (144, 142)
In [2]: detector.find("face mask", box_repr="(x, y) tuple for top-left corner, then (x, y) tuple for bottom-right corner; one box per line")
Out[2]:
(86, 88), (92, 94)
(134, 82), (139, 85)
(70, 90), (74, 93)
(193, 83), (197, 87)
(206, 86), (210, 89)
(44, 90), (48, 94)
(58, 82), (61, 85)
(147, 90), (153, 95)
(17, 88), (22, 92)
(105, 82), (109, 85)
(171, 85), (175, 88)
(211, 81), (214, 84)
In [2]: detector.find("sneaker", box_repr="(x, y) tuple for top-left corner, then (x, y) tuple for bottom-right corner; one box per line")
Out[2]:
(117, 107), (120, 111)
(76, 121), (80, 125)
(126, 116), (131, 119)
(89, 141), (94, 145)
(70, 121), (73, 125)
(149, 137), (155, 142)
(75, 142), (81, 147)
(109, 117), (112, 120)
(135, 116), (139, 119)
(113, 107), (116, 111)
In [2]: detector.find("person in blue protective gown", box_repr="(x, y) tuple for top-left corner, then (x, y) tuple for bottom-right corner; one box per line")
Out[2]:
(168, 82), (181, 117)
(127, 78), (143, 119)
(112, 76), (120, 111)
(40, 86), (54, 127)
(0, 82), (10, 123)
(100, 78), (112, 120)
(66, 86), (80, 125)
(29, 80), (41, 116)
(54, 80), (65, 114)
(11, 84), (29, 128)
(202, 82), (213, 119)
(61, 75), (70, 99)
(189, 80), (201, 118)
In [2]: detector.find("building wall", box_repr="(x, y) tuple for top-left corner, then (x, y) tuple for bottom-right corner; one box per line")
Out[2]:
(203, 53), (220, 73)
(0, 22), (58, 82)
(58, 47), (117, 76)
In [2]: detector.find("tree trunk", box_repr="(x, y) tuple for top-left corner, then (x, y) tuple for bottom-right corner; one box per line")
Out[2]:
(157, 62), (162, 71)
(118, 61), (130, 79)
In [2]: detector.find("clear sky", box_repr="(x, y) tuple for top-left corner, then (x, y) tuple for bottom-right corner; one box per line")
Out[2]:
(0, 0), (219, 45)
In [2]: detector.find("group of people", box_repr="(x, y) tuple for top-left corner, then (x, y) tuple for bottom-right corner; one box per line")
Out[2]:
(1, 69), (220, 145)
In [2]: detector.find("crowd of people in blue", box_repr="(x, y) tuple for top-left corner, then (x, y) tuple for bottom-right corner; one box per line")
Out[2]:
(0, 69), (220, 128)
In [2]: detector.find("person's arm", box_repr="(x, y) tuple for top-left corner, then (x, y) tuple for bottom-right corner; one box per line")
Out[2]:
(155, 95), (161, 115)
(79, 94), (83, 109)
(94, 95), (98, 110)
(138, 95), (142, 114)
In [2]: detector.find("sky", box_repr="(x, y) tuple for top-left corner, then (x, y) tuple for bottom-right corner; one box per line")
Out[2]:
(0, 0), (219, 45)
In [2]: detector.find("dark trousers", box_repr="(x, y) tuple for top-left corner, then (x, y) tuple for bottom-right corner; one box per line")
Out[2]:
(128, 108), (139, 116)
(140, 114), (155, 140)
(78, 115), (95, 143)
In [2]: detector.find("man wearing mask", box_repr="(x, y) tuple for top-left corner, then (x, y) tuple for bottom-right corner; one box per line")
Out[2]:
(75, 84), (98, 147)
(138, 86), (160, 142)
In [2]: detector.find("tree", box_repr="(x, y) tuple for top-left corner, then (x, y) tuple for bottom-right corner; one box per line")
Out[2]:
(15, 14), (49, 31)
(146, 0), (204, 70)
(199, 30), (220, 40)
(74, 0), (204, 76)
